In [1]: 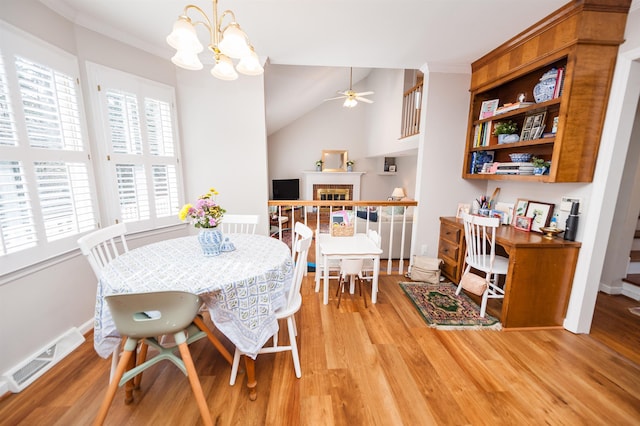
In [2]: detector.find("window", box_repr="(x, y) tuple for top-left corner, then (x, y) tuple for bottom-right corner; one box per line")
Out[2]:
(0, 23), (98, 275)
(86, 62), (183, 233)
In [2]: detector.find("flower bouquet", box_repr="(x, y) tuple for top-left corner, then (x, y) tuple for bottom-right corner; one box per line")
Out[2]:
(179, 188), (227, 256)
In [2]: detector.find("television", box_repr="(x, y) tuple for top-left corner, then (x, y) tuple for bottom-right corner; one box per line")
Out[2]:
(272, 178), (300, 200)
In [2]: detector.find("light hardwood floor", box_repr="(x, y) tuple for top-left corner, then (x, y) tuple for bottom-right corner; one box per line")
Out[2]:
(1, 274), (639, 425)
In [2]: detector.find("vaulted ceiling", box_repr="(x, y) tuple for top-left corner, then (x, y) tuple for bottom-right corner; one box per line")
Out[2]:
(40, 0), (579, 134)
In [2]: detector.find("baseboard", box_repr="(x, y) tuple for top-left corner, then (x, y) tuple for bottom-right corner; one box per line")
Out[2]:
(622, 282), (640, 301)
(599, 281), (623, 295)
(0, 380), (9, 398)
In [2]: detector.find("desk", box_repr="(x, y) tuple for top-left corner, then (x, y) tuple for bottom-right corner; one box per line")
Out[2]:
(316, 233), (383, 304)
(438, 217), (581, 329)
(95, 233), (293, 399)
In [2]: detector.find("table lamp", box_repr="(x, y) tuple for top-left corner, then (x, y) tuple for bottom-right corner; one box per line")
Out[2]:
(391, 187), (405, 200)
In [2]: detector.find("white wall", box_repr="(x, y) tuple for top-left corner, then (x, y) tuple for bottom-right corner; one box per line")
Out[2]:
(176, 68), (270, 234)
(412, 70), (486, 258)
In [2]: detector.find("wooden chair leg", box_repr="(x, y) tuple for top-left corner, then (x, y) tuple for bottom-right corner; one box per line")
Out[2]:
(358, 278), (367, 308)
(337, 276), (345, 308)
(94, 349), (134, 426)
(124, 347), (137, 404)
(193, 315), (233, 365)
(177, 342), (213, 426)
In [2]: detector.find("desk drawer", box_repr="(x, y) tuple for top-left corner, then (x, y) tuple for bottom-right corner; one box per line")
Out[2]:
(440, 222), (461, 244)
(438, 238), (460, 262)
(440, 258), (459, 283)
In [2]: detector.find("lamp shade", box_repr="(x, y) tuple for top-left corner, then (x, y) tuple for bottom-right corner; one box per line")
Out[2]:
(166, 17), (203, 53)
(171, 50), (203, 71)
(211, 55), (238, 80)
(236, 50), (264, 76)
(343, 98), (357, 108)
(391, 187), (405, 199)
(218, 23), (251, 59)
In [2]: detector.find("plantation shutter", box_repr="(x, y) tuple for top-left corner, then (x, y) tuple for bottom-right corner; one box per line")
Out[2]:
(0, 23), (98, 274)
(87, 62), (183, 232)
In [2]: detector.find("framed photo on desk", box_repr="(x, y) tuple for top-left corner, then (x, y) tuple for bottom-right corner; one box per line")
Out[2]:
(525, 201), (554, 232)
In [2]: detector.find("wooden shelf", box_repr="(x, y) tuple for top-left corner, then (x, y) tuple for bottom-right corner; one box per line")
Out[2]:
(462, 1), (631, 183)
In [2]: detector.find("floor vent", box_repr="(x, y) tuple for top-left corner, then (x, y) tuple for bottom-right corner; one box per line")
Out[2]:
(3, 328), (85, 393)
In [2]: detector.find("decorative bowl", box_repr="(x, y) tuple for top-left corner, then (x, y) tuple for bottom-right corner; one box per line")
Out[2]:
(539, 226), (563, 239)
(509, 153), (532, 163)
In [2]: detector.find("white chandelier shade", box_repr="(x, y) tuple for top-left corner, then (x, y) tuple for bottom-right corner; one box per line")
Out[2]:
(166, 0), (263, 80)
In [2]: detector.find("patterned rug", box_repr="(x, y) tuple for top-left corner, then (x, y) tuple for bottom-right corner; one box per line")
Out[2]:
(400, 282), (501, 330)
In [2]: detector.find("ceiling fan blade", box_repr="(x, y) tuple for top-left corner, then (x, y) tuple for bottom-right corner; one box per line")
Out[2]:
(355, 91), (374, 96)
(324, 96), (346, 102)
(356, 97), (374, 103)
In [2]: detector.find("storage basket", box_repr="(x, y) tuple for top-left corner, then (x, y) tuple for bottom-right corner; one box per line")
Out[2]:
(331, 223), (354, 237)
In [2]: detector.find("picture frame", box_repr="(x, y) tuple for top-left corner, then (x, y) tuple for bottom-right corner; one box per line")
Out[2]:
(514, 215), (532, 231)
(514, 198), (529, 218)
(456, 203), (471, 218)
(525, 201), (554, 233)
(388, 165), (397, 172)
(494, 201), (515, 225)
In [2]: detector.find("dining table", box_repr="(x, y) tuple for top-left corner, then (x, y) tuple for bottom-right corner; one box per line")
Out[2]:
(316, 233), (383, 304)
(94, 232), (294, 401)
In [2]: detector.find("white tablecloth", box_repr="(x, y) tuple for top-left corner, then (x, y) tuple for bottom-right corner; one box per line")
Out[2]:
(94, 233), (293, 359)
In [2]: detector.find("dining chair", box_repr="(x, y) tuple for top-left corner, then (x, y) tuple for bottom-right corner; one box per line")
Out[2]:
(314, 229), (341, 291)
(220, 214), (259, 234)
(362, 229), (381, 281)
(336, 258), (367, 308)
(455, 212), (509, 317)
(229, 222), (313, 385)
(77, 223), (129, 382)
(93, 291), (213, 426)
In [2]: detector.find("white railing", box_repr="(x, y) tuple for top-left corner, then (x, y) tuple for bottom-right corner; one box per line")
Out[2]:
(401, 81), (423, 139)
(267, 199), (418, 275)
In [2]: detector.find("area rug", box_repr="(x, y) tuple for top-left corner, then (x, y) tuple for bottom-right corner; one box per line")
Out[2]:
(629, 307), (640, 317)
(400, 282), (501, 330)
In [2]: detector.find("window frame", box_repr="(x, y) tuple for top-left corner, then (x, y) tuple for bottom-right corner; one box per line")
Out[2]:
(0, 21), (100, 276)
(85, 62), (185, 234)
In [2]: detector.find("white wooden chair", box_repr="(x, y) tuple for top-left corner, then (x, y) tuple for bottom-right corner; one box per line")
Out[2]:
(336, 258), (367, 308)
(220, 214), (259, 234)
(229, 222), (313, 384)
(455, 212), (509, 317)
(77, 223), (129, 382)
(362, 229), (381, 281)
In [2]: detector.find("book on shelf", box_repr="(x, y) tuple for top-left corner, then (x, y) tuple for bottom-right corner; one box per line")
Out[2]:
(553, 67), (565, 99)
(494, 101), (535, 115)
(470, 150), (495, 174)
(474, 121), (492, 147)
(479, 99), (499, 119)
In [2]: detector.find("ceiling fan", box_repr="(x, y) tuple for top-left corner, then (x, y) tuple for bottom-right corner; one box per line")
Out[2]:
(324, 67), (374, 108)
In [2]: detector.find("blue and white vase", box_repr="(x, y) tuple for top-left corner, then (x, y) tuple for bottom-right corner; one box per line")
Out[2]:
(198, 228), (223, 256)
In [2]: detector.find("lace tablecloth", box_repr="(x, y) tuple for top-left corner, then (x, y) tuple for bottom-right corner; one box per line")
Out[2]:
(94, 233), (293, 359)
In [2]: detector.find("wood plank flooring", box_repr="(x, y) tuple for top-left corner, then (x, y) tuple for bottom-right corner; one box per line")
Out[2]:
(1, 274), (639, 425)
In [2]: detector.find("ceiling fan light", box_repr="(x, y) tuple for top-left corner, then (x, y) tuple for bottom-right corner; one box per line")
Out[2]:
(166, 17), (203, 53)
(219, 23), (251, 59)
(211, 55), (238, 80)
(343, 98), (358, 108)
(171, 50), (203, 70)
(236, 50), (264, 76)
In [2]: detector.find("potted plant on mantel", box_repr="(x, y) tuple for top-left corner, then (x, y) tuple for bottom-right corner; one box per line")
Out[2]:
(346, 159), (355, 172)
(315, 159), (323, 172)
(493, 120), (519, 144)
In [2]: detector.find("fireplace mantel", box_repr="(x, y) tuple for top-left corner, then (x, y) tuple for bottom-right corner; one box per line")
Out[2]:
(301, 171), (365, 200)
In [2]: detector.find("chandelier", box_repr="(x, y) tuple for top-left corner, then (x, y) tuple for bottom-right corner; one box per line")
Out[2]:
(166, 0), (263, 81)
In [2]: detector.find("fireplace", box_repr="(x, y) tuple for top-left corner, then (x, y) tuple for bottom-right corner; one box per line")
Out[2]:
(301, 171), (364, 200)
(314, 185), (352, 201)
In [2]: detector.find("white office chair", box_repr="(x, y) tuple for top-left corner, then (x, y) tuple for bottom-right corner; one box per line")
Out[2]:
(77, 223), (129, 382)
(336, 258), (367, 308)
(220, 214), (259, 234)
(455, 213), (509, 317)
(230, 222), (313, 385)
